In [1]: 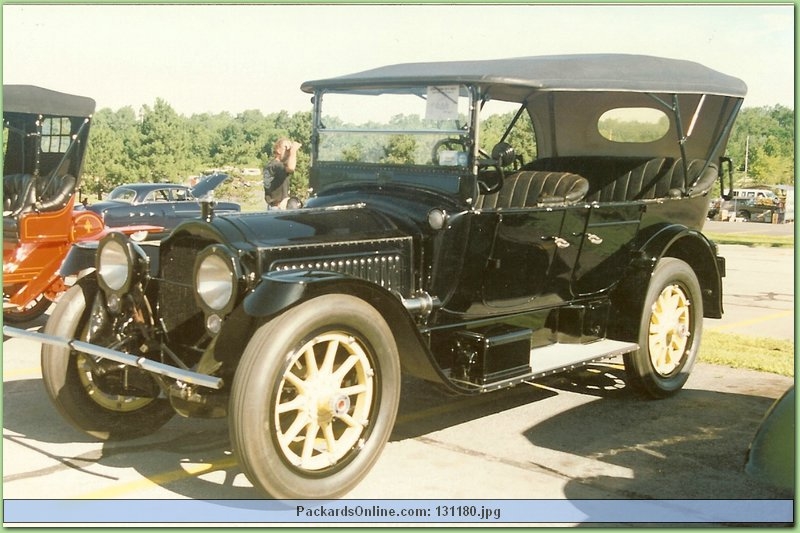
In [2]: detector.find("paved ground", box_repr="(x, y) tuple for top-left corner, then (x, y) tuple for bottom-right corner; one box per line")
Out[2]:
(705, 244), (794, 340)
(705, 219), (795, 237)
(703, 220), (795, 235)
(2, 241), (794, 525)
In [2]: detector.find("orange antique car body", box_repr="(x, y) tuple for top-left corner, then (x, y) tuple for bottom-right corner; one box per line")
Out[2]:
(3, 85), (156, 323)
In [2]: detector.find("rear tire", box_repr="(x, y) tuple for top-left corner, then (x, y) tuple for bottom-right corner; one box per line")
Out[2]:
(624, 258), (703, 398)
(41, 280), (175, 440)
(230, 294), (401, 499)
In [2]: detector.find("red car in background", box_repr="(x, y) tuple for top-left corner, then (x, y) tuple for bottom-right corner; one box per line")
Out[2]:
(3, 85), (157, 324)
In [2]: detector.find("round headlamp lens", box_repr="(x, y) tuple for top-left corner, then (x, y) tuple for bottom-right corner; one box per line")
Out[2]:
(196, 252), (234, 311)
(98, 238), (131, 292)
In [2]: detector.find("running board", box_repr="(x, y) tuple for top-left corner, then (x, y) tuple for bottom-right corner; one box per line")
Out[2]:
(529, 339), (638, 376)
(449, 338), (638, 392)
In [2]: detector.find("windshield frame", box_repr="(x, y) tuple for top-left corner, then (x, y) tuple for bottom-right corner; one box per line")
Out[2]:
(311, 84), (480, 171)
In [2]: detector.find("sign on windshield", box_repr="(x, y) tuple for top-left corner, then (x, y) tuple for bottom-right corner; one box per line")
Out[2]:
(317, 86), (472, 166)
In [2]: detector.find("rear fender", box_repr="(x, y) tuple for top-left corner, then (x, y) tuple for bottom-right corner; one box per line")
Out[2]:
(657, 228), (725, 319)
(610, 225), (724, 339)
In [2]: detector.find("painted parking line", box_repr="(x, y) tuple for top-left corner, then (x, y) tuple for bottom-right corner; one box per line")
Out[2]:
(3, 366), (42, 380)
(75, 455), (241, 499)
(706, 310), (794, 333)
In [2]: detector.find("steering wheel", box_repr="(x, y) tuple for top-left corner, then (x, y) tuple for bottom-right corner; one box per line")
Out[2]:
(477, 142), (516, 195)
(477, 168), (503, 195)
(431, 138), (468, 165)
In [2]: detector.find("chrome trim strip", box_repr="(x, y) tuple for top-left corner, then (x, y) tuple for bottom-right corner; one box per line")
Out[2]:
(3, 326), (224, 390)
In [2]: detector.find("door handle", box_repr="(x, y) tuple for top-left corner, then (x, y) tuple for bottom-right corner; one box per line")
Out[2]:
(542, 236), (570, 248)
(586, 233), (603, 245)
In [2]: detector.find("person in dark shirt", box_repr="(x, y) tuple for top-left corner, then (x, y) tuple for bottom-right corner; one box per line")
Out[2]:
(263, 138), (301, 209)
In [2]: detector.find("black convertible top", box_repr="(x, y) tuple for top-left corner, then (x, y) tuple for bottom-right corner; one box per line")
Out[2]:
(302, 54), (747, 98)
(3, 85), (96, 117)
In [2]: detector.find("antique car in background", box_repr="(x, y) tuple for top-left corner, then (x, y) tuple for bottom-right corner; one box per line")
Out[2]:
(4, 55), (746, 499)
(2, 85), (160, 324)
(85, 176), (240, 239)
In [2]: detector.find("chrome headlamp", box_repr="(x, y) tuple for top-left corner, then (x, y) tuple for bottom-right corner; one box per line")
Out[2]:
(194, 245), (240, 317)
(96, 232), (148, 295)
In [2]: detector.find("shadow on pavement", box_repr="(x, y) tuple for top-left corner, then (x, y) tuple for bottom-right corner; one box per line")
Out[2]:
(525, 365), (792, 501)
(3, 362), (791, 502)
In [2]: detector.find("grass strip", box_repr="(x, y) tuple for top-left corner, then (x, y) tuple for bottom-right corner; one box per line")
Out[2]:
(701, 330), (794, 377)
(705, 232), (794, 248)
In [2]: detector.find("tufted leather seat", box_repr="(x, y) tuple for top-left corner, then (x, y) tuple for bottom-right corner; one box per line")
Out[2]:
(475, 170), (589, 209)
(3, 174), (36, 217)
(526, 157), (716, 202)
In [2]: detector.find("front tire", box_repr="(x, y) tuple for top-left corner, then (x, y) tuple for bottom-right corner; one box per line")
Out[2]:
(624, 258), (703, 398)
(40, 280), (175, 440)
(230, 294), (401, 499)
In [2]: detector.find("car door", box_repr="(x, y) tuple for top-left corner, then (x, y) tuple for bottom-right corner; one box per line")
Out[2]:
(481, 207), (574, 309)
(166, 187), (199, 223)
(136, 188), (175, 228)
(570, 202), (644, 295)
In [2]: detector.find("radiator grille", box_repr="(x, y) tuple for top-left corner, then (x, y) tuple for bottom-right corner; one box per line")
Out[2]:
(158, 237), (206, 339)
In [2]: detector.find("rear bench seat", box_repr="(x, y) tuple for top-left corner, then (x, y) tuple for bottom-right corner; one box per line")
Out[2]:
(475, 170), (589, 209)
(525, 157), (717, 203)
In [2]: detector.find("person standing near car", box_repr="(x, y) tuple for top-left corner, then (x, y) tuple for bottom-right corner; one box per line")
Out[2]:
(263, 138), (301, 209)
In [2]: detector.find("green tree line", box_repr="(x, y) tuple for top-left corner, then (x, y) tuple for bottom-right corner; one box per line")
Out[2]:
(82, 100), (793, 204)
(82, 99), (312, 203)
(726, 105), (794, 186)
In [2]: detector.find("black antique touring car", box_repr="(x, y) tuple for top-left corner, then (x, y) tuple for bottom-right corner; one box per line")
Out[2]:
(4, 54), (746, 499)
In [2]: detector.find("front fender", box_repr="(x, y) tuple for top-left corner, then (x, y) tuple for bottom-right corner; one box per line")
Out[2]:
(218, 270), (452, 388)
(241, 270), (344, 317)
(59, 240), (161, 278)
(59, 241), (99, 277)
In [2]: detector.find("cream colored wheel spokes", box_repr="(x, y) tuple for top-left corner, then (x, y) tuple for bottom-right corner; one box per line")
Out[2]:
(275, 332), (375, 471)
(648, 284), (691, 376)
(76, 354), (155, 412)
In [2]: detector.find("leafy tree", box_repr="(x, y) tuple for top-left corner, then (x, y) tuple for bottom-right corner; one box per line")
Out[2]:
(138, 98), (194, 182)
(727, 105), (794, 186)
(381, 134), (418, 165)
(481, 111), (537, 164)
(83, 107), (141, 198)
(189, 111), (231, 169)
(213, 121), (257, 166)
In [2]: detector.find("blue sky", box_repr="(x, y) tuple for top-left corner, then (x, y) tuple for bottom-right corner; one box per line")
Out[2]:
(3, 4), (794, 115)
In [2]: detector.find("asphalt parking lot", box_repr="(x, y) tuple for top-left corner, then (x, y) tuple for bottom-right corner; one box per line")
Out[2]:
(2, 240), (794, 525)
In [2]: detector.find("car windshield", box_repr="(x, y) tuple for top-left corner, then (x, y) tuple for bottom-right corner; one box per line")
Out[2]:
(107, 188), (137, 203)
(317, 86), (473, 167)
